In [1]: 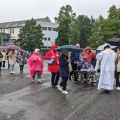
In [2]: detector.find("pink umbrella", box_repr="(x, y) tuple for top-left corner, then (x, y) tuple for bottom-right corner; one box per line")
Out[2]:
(6, 45), (21, 51)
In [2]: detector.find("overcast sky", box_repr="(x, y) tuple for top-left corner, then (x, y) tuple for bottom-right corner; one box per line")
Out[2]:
(0, 0), (120, 23)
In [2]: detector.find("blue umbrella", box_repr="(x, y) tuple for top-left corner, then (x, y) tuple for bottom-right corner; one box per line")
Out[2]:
(56, 45), (82, 52)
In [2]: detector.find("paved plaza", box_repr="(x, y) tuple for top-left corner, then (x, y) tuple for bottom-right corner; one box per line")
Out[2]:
(0, 62), (120, 120)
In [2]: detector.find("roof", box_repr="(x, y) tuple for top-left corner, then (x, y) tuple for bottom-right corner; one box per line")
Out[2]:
(0, 17), (51, 29)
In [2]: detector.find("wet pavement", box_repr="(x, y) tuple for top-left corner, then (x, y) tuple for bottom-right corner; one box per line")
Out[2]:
(0, 62), (120, 120)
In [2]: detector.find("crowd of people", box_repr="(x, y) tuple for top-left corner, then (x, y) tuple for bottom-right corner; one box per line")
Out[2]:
(0, 43), (119, 95)
(0, 49), (27, 74)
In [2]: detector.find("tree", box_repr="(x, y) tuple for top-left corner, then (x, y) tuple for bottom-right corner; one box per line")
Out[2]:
(70, 19), (80, 45)
(88, 15), (108, 48)
(18, 18), (44, 52)
(88, 5), (120, 48)
(55, 5), (76, 46)
(76, 15), (95, 48)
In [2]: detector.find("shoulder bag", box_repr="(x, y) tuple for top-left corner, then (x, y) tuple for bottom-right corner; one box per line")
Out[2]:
(63, 55), (73, 73)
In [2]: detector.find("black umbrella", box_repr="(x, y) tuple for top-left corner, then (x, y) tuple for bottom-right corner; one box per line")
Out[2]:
(107, 38), (120, 46)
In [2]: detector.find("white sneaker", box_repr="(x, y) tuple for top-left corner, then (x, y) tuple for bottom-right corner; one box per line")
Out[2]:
(12, 71), (15, 74)
(56, 85), (62, 91)
(10, 71), (13, 74)
(116, 87), (120, 90)
(62, 90), (68, 95)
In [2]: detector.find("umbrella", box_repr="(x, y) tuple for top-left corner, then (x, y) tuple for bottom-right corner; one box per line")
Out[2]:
(107, 38), (120, 46)
(6, 45), (21, 51)
(97, 43), (117, 50)
(56, 45), (82, 52)
(21, 49), (30, 58)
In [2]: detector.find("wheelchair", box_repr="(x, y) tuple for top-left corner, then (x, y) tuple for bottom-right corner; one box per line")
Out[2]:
(71, 68), (98, 85)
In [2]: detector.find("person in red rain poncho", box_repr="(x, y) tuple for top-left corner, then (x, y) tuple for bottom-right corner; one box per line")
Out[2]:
(91, 50), (97, 68)
(28, 49), (44, 84)
(81, 46), (92, 66)
(44, 44), (60, 87)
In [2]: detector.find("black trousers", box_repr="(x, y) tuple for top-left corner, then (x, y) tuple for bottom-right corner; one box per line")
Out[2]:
(2, 61), (5, 68)
(51, 72), (59, 86)
(71, 63), (77, 81)
(60, 77), (68, 90)
(115, 71), (120, 87)
(19, 65), (24, 72)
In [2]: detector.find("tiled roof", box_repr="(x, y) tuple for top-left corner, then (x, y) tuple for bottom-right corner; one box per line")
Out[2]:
(0, 17), (51, 29)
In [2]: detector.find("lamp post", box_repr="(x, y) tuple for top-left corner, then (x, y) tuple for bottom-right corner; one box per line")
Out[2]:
(69, 36), (70, 45)
(69, 35), (71, 45)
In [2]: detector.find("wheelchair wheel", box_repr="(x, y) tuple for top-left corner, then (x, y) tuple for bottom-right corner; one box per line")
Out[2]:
(72, 70), (81, 82)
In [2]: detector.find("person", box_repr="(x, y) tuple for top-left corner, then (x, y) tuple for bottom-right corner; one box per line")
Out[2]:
(8, 50), (17, 74)
(6, 50), (10, 69)
(77, 56), (97, 82)
(17, 51), (26, 73)
(1, 50), (6, 68)
(81, 46), (92, 66)
(115, 48), (120, 90)
(70, 43), (80, 81)
(91, 50), (96, 68)
(59, 49), (70, 94)
(96, 45), (117, 93)
(44, 44), (60, 88)
(0, 52), (3, 75)
(28, 49), (44, 84)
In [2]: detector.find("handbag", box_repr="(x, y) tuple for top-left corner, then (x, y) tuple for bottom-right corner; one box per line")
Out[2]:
(68, 63), (73, 73)
(45, 58), (54, 64)
(23, 60), (27, 64)
(63, 56), (73, 73)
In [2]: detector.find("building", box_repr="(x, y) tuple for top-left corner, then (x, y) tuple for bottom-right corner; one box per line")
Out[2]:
(0, 33), (11, 46)
(0, 17), (58, 47)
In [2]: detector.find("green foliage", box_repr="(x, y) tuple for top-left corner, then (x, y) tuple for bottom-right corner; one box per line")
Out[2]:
(70, 19), (80, 45)
(88, 5), (120, 48)
(76, 15), (95, 48)
(55, 5), (77, 46)
(18, 18), (44, 52)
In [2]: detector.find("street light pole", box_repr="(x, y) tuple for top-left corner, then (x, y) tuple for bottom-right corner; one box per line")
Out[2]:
(69, 36), (70, 45)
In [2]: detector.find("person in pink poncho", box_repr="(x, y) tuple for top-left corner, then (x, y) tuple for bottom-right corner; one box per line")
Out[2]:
(28, 49), (44, 84)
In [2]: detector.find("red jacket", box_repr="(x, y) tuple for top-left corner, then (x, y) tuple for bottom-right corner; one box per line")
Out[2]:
(81, 46), (92, 65)
(44, 44), (60, 73)
(91, 53), (96, 60)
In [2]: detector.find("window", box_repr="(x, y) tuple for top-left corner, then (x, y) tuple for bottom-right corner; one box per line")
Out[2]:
(10, 29), (11, 34)
(48, 27), (52, 31)
(48, 37), (50, 41)
(10, 29), (14, 34)
(44, 37), (47, 41)
(42, 27), (47, 30)
(53, 28), (57, 31)
(12, 29), (14, 34)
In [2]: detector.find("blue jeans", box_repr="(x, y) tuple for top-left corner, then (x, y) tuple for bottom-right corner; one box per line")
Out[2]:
(10, 64), (14, 71)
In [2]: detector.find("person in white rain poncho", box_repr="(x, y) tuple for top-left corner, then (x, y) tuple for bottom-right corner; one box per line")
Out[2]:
(96, 45), (117, 93)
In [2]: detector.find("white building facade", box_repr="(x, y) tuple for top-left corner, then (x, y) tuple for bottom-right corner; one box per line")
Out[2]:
(0, 17), (58, 47)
